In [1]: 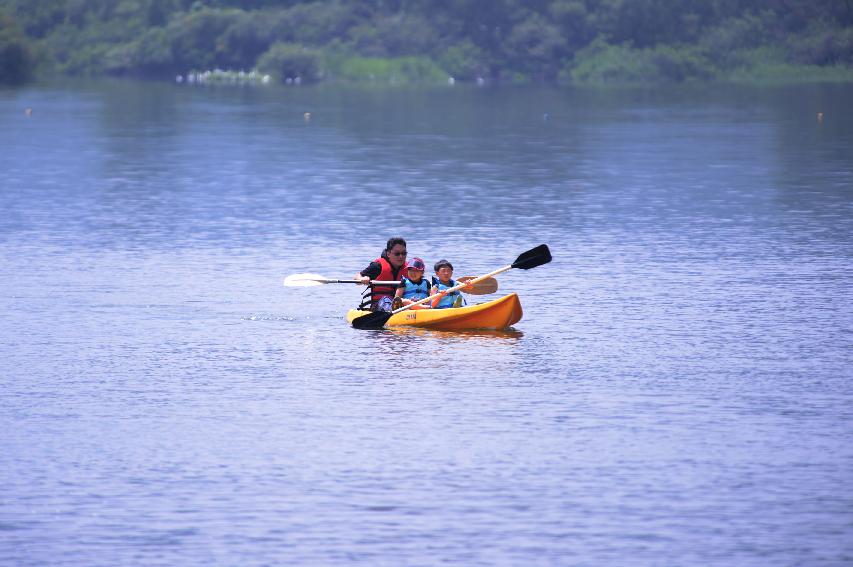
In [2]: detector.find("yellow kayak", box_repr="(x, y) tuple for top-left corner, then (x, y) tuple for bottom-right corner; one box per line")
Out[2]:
(347, 293), (523, 331)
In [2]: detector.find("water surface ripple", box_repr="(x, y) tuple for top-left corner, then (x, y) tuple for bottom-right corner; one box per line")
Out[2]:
(1, 80), (852, 566)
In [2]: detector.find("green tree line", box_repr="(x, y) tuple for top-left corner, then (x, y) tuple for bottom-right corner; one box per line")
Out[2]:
(2, 0), (852, 85)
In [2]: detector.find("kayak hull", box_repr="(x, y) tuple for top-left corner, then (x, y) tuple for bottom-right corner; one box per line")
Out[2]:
(347, 293), (523, 331)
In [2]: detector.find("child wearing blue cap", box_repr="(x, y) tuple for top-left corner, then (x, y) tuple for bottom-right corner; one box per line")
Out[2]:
(393, 257), (433, 309)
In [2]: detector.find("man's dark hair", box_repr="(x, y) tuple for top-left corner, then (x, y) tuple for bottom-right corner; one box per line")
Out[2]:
(385, 237), (407, 251)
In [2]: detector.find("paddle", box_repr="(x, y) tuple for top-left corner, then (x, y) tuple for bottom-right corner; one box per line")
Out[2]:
(285, 273), (398, 287)
(423, 276), (499, 307)
(284, 273), (498, 295)
(457, 275), (498, 295)
(352, 244), (552, 330)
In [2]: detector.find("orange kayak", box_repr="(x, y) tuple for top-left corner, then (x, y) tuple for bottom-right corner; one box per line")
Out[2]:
(346, 293), (523, 331)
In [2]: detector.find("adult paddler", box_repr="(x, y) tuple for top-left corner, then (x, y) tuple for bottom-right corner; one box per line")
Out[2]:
(354, 237), (409, 312)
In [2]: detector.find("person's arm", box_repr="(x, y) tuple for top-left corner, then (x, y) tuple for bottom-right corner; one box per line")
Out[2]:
(421, 281), (433, 308)
(355, 261), (381, 284)
(431, 280), (446, 308)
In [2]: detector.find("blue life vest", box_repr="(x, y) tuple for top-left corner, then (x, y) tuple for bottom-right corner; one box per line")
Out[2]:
(431, 277), (464, 309)
(401, 276), (430, 300)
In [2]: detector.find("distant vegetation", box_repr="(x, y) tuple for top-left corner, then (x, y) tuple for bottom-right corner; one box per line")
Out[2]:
(0, 9), (34, 84)
(1, 0), (852, 85)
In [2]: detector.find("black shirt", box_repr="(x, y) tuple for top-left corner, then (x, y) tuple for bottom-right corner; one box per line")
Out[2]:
(360, 258), (406, 281)
(359, 260), (383, 280)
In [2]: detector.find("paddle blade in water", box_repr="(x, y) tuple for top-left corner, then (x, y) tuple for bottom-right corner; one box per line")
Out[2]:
(351, 311), (393, 330)
(283, 273), (328, 286)
(511, 244), (552, 270)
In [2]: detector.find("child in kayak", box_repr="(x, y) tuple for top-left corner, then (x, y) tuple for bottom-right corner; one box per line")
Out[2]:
(393, 257), (432, 309)
(431, 259), (466, 309)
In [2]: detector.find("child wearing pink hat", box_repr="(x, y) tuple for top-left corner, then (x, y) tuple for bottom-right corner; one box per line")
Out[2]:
(393, 257), (432, 309)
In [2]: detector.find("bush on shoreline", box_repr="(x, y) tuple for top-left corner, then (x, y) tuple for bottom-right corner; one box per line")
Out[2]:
(0, 10), (34, 84)
(256, 42), (322, 83)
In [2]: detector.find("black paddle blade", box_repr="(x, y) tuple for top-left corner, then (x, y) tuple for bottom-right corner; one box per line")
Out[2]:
(352, 310), (393, 330)
(511, 244), (552, 270)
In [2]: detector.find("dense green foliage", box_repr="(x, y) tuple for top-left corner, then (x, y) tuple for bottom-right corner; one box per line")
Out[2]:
(2, 0), (852, 85)
(0, 9), (35, 84)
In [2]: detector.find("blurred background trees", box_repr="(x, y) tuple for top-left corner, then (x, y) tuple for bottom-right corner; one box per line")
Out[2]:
(0, 9), (35, 84)
(2, 0), (852, 84)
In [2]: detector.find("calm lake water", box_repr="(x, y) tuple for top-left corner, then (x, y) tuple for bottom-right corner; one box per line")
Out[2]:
(1, 79), (852, 566)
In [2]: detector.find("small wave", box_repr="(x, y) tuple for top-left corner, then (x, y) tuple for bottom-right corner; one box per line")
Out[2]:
(243, 314), (295, 321)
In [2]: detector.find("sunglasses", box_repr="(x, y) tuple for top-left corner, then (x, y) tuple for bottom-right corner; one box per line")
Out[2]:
(390, 250), (407, 257)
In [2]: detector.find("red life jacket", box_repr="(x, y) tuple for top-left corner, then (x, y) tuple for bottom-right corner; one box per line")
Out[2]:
(370, 257), (407, 307)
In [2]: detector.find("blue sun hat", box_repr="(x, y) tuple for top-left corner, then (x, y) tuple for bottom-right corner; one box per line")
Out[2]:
(408, 257), (426, 271)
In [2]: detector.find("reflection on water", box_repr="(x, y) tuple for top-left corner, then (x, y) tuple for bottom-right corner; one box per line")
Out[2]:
(384, 327), (525, 340)
(1, 79), (852, 566)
